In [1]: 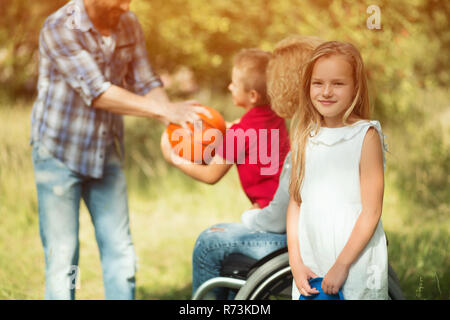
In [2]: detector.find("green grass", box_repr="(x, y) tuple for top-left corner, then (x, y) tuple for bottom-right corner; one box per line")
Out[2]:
(0, 100), (448, 300)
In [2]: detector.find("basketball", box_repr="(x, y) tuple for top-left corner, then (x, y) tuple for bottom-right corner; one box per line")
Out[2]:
(165, 105), (227, 164)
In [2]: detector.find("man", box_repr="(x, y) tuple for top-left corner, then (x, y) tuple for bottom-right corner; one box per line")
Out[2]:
(30, 0), (208, 300)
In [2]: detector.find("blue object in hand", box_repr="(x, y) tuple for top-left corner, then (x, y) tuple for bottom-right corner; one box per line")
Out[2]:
(299, 277), (345, 300)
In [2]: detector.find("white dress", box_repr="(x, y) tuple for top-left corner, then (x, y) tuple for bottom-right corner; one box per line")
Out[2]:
(292, 120), (389, 300)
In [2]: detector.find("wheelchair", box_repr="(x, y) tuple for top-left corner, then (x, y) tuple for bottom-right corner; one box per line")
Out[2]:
(192, 247), (405, 300)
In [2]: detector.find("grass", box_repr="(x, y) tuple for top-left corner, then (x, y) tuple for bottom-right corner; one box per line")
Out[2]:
(0, 98), (448, 300)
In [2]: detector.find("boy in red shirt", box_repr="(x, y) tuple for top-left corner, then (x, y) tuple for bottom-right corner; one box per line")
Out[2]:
(160, 48), (290, 209)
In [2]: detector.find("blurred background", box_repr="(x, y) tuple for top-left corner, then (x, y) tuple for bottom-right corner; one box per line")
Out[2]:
(0, 0), (448, 299)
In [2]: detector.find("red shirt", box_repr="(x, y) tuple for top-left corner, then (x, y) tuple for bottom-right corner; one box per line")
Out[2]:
(217, 105), (290, 208)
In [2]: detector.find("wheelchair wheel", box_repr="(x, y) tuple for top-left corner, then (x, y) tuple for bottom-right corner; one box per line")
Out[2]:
(388, 263), (405, 300)
(235, 252), (292, 300)
(235, 252), (405, 300)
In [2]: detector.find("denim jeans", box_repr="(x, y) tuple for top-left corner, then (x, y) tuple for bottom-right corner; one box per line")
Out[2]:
(192, 222), (287, 299)
(32, 142), (136, 300)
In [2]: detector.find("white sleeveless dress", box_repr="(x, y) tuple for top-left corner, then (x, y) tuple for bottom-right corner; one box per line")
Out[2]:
(292, 120), (389, 300)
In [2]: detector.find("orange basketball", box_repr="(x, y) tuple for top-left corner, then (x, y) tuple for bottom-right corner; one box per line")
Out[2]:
(165, 105), (227, 164)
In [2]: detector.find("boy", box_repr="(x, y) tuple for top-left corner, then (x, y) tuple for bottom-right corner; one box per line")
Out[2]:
(160, 48), (290, 209)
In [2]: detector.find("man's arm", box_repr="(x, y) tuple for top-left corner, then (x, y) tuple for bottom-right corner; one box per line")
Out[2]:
(145, 86), (170, 104)
(92, 85), (207, 127)
(92, 85), (165, 118)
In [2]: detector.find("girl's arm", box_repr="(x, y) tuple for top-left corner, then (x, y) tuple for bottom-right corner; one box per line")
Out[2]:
(322, 127), (385, 295)
(287, 196), (319, 297)
(160, 132), (233, 184)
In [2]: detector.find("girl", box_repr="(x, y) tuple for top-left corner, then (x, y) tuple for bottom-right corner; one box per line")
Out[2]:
(287, 41), (389, 300)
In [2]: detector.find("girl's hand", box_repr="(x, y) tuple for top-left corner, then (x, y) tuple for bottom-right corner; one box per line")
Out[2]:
(293, 263), (319, 297)
(322, 262), (349, 295)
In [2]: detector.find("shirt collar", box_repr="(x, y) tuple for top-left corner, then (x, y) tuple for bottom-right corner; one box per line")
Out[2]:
(72, 0), (123, 34)
(72, 0), (94, 32)
(71, 0), (132, 45)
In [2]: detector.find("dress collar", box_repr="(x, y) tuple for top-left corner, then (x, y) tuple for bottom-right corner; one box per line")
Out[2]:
(309, 120), (380, 146)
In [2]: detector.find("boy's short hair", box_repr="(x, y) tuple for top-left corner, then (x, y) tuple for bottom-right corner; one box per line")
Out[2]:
(233, 48), (272, 105)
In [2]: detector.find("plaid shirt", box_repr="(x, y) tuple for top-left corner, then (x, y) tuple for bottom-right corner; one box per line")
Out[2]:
(31, 0), (163, 178)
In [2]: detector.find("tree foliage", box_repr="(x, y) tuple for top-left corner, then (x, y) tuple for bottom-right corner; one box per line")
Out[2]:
(0, 0), (66, 97)
(1, 0), (448, 215)
(1, 0), (448, 103)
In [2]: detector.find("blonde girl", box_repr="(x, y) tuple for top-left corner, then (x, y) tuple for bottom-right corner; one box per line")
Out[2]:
(287, 41), (389, 299)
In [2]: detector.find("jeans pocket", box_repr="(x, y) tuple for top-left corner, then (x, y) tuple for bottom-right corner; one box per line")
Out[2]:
(33, 143), (55, 163)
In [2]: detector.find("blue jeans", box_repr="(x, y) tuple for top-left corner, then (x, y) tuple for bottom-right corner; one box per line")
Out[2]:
(192, 223), (287, 299)
(32, 142), (136, 300)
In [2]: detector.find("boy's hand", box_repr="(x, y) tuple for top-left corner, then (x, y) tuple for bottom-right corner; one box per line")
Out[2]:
(160, 131), (174, 164)
(293, 263), (319, 297)
(321, 261), (349, 295)
(250, 202), (260, 209)
(160, 131), (191, 165)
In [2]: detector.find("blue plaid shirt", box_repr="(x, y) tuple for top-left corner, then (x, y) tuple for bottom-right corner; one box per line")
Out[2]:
(31, 0), (163, 178)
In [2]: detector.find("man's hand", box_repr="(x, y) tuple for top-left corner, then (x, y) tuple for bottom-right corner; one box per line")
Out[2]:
(162, 101), (212, 129)
(93, 85), (213, 127)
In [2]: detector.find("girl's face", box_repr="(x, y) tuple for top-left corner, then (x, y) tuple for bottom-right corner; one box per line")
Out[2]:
(309, 54), (356, 127)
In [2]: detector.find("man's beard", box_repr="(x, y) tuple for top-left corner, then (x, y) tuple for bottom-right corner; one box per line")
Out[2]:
(94, 6), (124, 30)
(104, 12), (123, 29)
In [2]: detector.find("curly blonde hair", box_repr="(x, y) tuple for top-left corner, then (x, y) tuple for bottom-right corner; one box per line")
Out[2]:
(267, 35), (324, 118)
